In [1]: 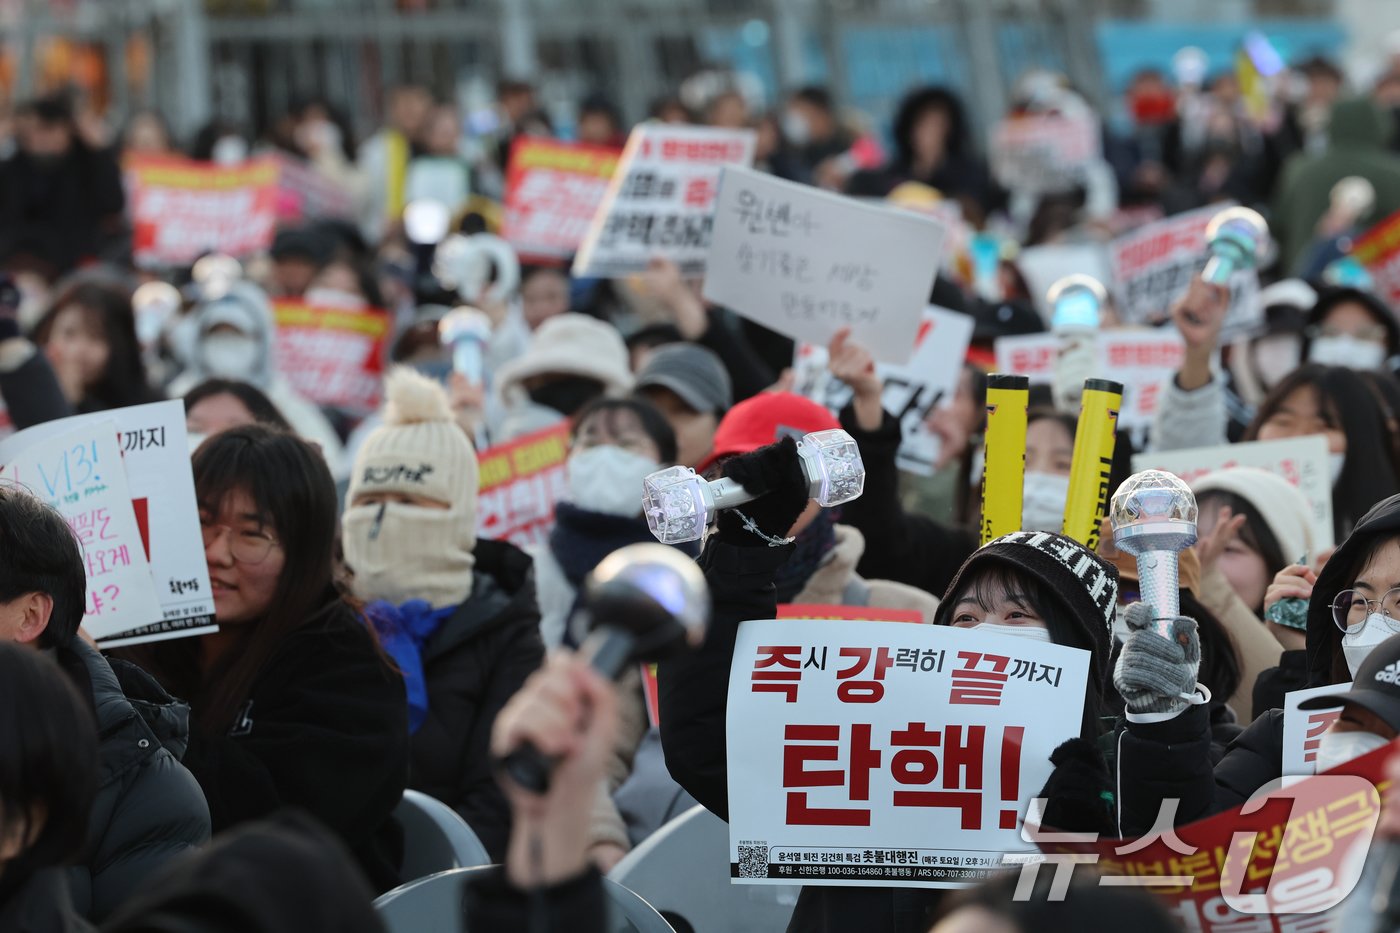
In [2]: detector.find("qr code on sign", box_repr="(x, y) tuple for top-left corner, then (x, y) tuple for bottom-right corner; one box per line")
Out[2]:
(738, 845), (769, 878)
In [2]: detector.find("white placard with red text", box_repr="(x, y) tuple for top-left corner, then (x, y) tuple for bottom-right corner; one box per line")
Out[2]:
(1109, 204), (1262, 340)
(572, 124), (756, 278)
(791, 306), (973, 475)
(725, 619), (1089, 888)
(992, 329), (1185, 432)
(1281, 683), (1351, 776)
(1132, 435), (1335, 552)
(0, 401), (215, 645)
(989, 113), (1101, 194)
(706, 166), (947, 365)
(0, 422), (164, 642)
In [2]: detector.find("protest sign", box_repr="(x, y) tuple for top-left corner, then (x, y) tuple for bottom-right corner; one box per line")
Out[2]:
(271, 301), (392, 415)
(1014, 243), (1111, 322)
(726, 617), (1089, 887)
(0, 422), (165, 642)
(1109, 204), (1262, 340)
(1350, 207), (1400, 307)
(777, 605), (925, 624)
(1281, 683), (1350, 777)
(573, 124), (756, 278)
(792, 306), (974, 475)
(503, 137), (622, 260)
(475, 422), (571, 549)
(992, 330), (1184, 432)
(989, 113), (1101, 194)
(1037, 740), (1390, 930)
(1132, 435), (1335, 551)
(706, 166), (947, 365)
(270, 152), (354, 221)
(127, 156), (281, 266)
(0, 400), (215, 645)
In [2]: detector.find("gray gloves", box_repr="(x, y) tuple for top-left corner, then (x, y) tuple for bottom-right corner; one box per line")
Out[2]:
(1113, 602), (1201, 716)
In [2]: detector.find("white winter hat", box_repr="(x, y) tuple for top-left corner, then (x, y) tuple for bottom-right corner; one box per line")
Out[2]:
(1191, 467), (1316, 565)
(493, 313), (633, 401)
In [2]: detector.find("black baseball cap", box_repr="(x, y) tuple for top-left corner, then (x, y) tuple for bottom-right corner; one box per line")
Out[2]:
(1298, 632), (1400, 733)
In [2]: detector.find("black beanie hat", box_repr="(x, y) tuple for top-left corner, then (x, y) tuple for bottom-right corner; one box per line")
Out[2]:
(935, 531), (1119, 698)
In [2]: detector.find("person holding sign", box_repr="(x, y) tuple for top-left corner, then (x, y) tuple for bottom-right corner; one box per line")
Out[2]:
(124, 426), (409, 894)
(0, 487), (209, 920)
(659, 436), (1120, 932)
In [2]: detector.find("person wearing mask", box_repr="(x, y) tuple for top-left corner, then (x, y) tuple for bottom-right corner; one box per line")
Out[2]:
(1301, 285), (1400, 371)
(1113, 492), (1400, 835)
(183, 378), (292, 448)
(0, 643), (97, 931)
(124, 427), (408, 893)
(32, 279), (161, 414)
(0, 94), (125, 279)
(265, 226), (333, 300)
(168, 281), (346, 479)
(358, 84), (432, 243)
(1224, 279), (1313, 433)
(491, 312), (633, 442)
(659, 437), (1119, 931)
(634, 343), (731, 469)
(341, 368), (543, 861)
(782, 86), (854, 183)
(0, 487), (210, 920)
(576, 97), (625, 148)
(1294, 633), (1400, 771)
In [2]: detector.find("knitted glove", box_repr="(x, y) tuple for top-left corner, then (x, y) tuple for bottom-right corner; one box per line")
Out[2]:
(1033, 737), (1117, 838)
(715, 437), (810, 548)
(1113, 602), (1201, 716)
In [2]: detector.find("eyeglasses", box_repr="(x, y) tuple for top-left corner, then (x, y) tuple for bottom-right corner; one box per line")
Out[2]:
(1329, 587), (1400, 633)
(200, 520), (280, 565)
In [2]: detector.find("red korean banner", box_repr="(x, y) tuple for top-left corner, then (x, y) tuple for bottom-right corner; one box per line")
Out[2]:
(725, 619), (1090, 887)
(778, 604), (924, 624)
(271, 152), (355, 221)
(503, 137), (622, 260)
(1037, 741), (1392, 931)
(127, 156), (280, 265)
(270, 302), (391, 415)
(475, 422), (571, 549)
(1351, 208), (1400, 307)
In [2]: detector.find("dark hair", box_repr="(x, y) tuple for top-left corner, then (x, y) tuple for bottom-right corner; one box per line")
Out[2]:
(1304, 287), (1400, 358)
(1195, 490), (1289, 585)
(1244, 364), (1400, 539)
(1180, 589), (1243, 706)
(0, 643), (97, 904)
(947, 561), (1106, 741)
(791, 86), (835, 112)
(136, 426), (352, 732)
(22, 93), (75, 127)
(32, 279), (157, 413)
(572, 397), (678, 466)
(0, 486), (86, 649)
(520, 264), (570, 289)
(892, 85), (969, 164)
(1026, 407), (1077, 440)
(935, 868), (1180, 933)
(183, 379), (292, 431)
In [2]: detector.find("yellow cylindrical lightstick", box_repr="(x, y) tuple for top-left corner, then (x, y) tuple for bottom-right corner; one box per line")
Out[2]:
(1062, 378), (1124, 550)
(981, 374), (1029, 546)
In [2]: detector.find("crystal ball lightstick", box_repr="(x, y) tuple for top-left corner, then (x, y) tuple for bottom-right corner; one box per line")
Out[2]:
(1201, 206), (1269, 286)
(642, 430), (866, 545)
(1110, 470), (1199, 639)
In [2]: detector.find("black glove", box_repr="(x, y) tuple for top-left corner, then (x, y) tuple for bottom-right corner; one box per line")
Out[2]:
(1033, 737), (1117, 838)
(715, 436), (809, 548)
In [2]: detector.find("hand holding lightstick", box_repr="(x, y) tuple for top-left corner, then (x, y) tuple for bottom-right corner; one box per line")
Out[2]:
(1201, 207), (1269, 286)
(438, 307), (494, 386)
(1110, 470), (1199, 639)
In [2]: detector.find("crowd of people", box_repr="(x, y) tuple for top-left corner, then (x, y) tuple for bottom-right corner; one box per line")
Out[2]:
(9, 29), (1400, 933)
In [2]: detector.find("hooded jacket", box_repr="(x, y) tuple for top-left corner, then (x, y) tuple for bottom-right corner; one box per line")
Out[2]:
(1300, 285), (1400, 363)
(0, 869), (93, 933)
(1274, 98), (1400, 274)
(56, 640), (210, 920)
(1116, 493), (1400, 836)
(407, 538), (545, 861)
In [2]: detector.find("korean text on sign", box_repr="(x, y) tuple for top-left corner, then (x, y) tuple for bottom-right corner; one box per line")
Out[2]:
(725, 619), (1089, 888)
(989, 113), (1101, 194)
(127, 156), (281, 266)
(504, 137), (622, 260)
(272, 301), (392, 415)
(475, 422), (571, 549)
(1281, 683), (1351, 776)
(572, 124), (755, 278)
(705, 166), (947, 366)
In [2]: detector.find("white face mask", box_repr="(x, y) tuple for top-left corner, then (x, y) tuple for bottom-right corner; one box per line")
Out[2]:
(1329, 452), (1346, 485)
(303, 287), (366, 310)
(970, 622), (1054, 644)
(566, 445), (659, 518)
(1022, 471), (1070, 534)
(1309, 334), (1387, 370)
(1342, 613), (1398, 677)
(211, 135), (249, 166)
(202, 334), (260, 378)
(782, 110), (812, 145)
(1314, 728), (1388, 773)
(1253, 335), (1302, 390)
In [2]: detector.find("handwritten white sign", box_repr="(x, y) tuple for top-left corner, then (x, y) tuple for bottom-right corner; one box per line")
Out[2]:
(705, 166), (947, 365)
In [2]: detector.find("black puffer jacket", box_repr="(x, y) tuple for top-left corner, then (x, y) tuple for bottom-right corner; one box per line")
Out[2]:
(0, 869), (92, 933)
(56, 640), (209, 920)
(1118, 493), (1400, 835)
(408, 539), (545, 861)
(177, 602), (409, 894)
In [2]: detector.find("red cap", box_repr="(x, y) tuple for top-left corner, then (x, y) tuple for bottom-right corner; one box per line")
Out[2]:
(696, 392), (840, 474)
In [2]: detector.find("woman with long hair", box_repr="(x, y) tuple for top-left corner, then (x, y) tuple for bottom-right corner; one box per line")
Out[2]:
(126, 426), (408, 892)
(32, 278), (159, 413)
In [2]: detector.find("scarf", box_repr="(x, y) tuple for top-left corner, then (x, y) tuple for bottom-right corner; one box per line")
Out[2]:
(365, 599), (458, 734)
(773, 509), (839, 603)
